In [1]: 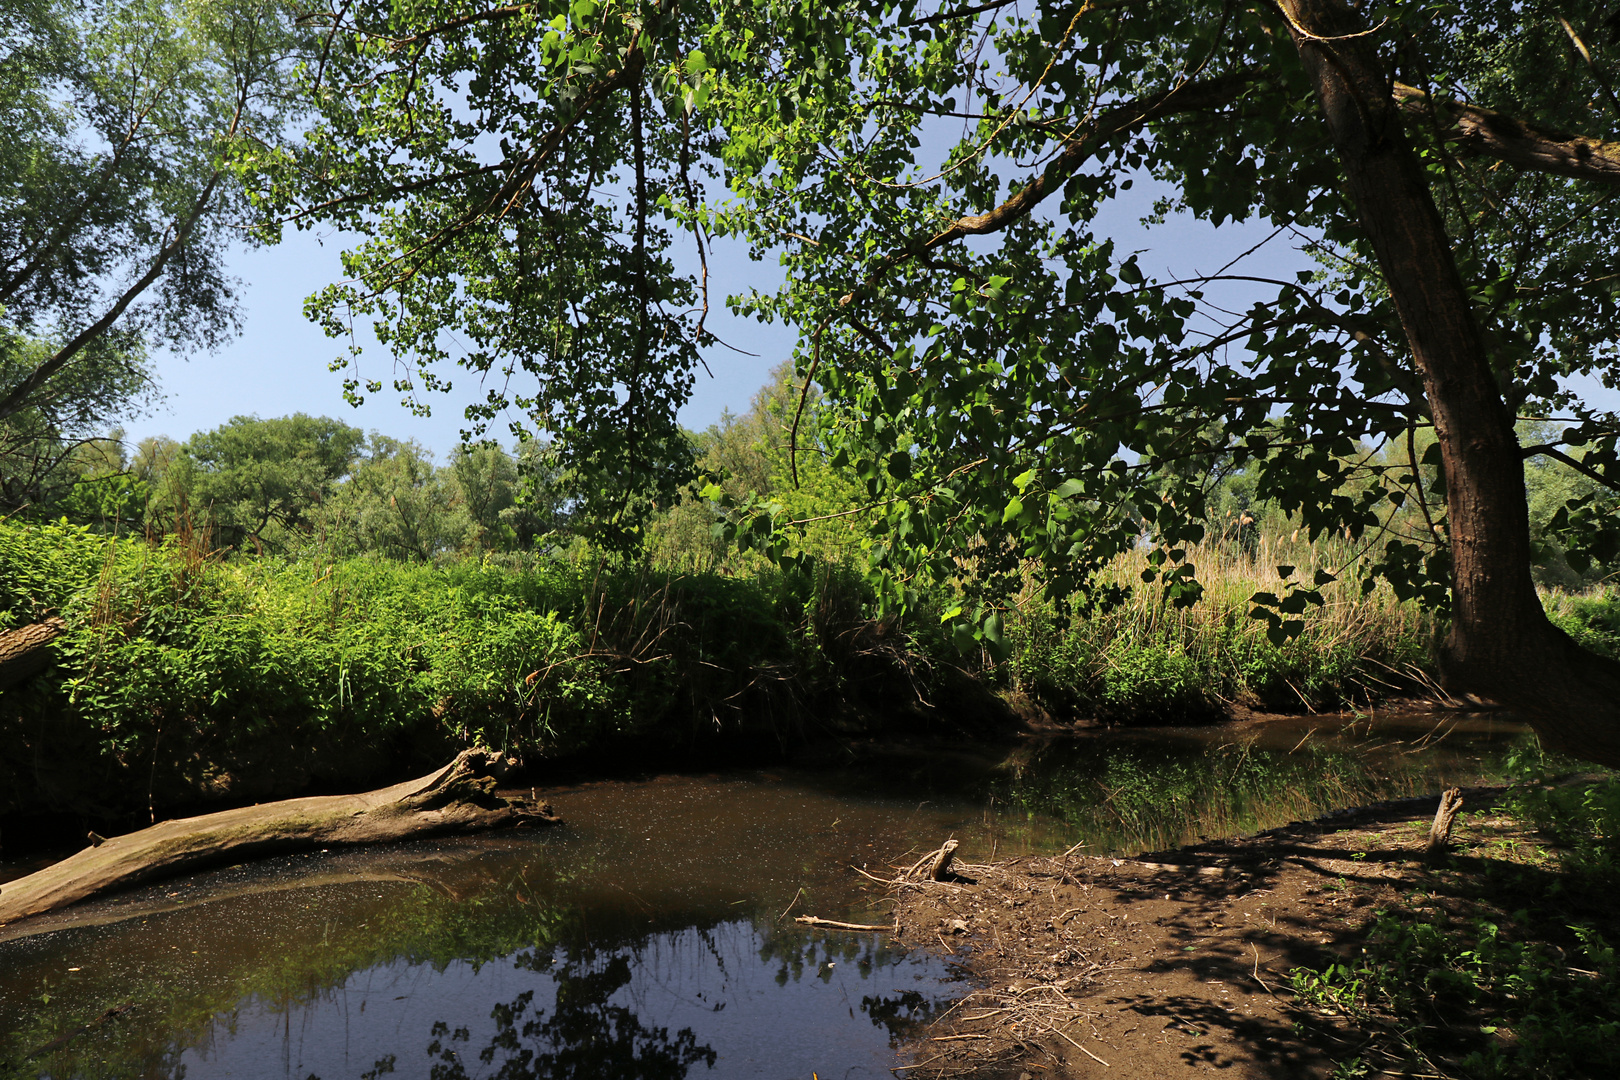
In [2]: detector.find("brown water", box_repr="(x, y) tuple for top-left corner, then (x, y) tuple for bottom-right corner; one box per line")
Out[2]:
(0, 711), (1528, 1079)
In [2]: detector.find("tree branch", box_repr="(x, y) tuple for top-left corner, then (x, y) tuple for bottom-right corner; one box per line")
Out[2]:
(0, 170), (224, 425)
(911, 71), (1256, 256)
(1522, 444), (1620, 494)
(1393, 82), (1620, 185)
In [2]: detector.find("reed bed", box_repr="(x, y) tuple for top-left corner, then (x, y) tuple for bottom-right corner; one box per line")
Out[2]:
(1006, 536), (1437, 722)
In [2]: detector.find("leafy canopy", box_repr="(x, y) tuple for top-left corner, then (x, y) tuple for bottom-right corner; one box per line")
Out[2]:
(253, 0), (1620, 650)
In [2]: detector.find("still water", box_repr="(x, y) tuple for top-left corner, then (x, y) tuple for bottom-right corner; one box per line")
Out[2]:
(0, 711), (1526, 1079)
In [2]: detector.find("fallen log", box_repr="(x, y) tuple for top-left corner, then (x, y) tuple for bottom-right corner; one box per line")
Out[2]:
(0, 617), (66, 690)
(0, 749), (557, 927)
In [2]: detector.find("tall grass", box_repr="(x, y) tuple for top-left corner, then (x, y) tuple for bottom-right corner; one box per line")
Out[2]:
(1006, 536), (1436, 722)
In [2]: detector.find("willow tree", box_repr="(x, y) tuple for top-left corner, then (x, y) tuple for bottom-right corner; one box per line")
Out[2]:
(1, 0), (303, 427)
(255, 0), (1620, 764)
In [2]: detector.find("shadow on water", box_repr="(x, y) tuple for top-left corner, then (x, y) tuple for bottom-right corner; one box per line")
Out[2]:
(0, 710), (1527, 1079)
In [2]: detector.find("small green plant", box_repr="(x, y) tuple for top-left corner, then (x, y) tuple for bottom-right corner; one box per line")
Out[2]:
(1285, 758), (1620, 1080)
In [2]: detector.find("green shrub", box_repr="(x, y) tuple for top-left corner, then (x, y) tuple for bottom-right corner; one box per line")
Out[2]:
(0, 522), (943, 817)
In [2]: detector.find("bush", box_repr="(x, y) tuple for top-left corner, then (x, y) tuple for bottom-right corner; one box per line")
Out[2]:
(0, 522), (948, 819)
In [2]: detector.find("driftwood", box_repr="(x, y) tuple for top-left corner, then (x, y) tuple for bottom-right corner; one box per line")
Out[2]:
(794, 915), (894, 932)
(1426, 787), (1465, 854)
(0, 617), (65, 690)
(0, 749), (557, 927)
(905, 839), (960, 881)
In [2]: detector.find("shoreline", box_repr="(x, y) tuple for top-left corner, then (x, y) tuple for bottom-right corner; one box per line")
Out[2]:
(882, 782), (1610, 1080)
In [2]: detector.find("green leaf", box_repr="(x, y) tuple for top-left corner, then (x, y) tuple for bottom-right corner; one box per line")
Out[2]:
(1053, 478), (1085, 499)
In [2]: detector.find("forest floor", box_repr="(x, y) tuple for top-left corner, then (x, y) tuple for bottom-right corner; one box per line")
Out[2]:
(884, 786), (1618, 1080)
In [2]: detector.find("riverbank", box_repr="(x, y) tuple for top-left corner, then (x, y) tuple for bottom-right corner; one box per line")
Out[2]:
(0, 517), (1546, 828)
(885, 777), (1620, 1079)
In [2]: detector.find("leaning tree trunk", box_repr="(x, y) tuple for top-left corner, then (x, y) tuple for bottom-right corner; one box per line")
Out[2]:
(0, 749), (557, 927)
(1281, 0), (1620, 768)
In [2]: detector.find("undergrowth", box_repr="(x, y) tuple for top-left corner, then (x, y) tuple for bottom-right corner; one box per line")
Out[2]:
(1288, 741), (1620, 1080)
(0, 520), (922, 820)
(1006, 538), (1436, 723)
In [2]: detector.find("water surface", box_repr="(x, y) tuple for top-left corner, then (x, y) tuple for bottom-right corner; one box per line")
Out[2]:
(0, 712), (1527, 1078)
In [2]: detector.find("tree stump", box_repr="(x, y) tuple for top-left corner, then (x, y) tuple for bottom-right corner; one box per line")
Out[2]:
(906, 839), (960, 881)
(1426, 787), (1465, 854)
(0, 749), (558, 927)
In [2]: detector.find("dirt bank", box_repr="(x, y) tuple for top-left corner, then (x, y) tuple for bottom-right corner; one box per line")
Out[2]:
(882, 787), (1613, 1079)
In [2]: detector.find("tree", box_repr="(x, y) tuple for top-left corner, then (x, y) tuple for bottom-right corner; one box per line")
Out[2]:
(0, 0), (300, 428)
(0, 327), (157, 517)
(323, 434), (464, 560)
(255, 2), (1620, 764)
(177, 413), (364, 552)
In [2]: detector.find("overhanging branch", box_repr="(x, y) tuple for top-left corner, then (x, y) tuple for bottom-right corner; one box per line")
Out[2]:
(1394, 82), (1620, 185)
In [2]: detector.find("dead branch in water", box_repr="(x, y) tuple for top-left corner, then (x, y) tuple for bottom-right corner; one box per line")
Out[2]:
(794, 915), (894, 932)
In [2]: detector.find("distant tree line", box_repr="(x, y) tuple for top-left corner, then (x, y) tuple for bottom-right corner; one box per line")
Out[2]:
(0, 380), (569, 560)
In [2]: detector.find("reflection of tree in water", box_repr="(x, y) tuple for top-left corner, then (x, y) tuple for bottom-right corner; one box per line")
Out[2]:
(362, 949), (716, 1080)
(860, 990), (940, 1038)
(751, 922), (946, 1039)
(753, 920), (906, 986)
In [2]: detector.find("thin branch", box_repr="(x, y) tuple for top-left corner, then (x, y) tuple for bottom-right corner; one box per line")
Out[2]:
(1522, 444), (1620, 494)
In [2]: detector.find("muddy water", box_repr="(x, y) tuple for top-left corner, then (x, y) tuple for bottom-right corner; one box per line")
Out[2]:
(0, 712), (1527, 1079)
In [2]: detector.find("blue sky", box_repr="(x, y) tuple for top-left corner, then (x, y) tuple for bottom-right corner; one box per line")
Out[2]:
(129, 176), (1617, 459)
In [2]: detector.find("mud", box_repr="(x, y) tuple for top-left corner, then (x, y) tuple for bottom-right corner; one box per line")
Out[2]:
(883, 788), (1532, 1079)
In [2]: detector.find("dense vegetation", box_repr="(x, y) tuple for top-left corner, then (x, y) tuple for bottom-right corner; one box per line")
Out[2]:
(4, 344), (1618, 824)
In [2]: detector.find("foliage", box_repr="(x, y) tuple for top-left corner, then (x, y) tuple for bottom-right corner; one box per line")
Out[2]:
(1006, 536), (1433, 722)
(648, 361), (871, 569)
(0, 519), (944, 818)
(1542, 588), (1620, 664)
(164, 412), (365, 552)
(0, 0), (303, 427)
(321, 433), (462, 560)
(0, 329), (159, 517)
(247, 0), (710, 546)
(243, 1), (1620, 685)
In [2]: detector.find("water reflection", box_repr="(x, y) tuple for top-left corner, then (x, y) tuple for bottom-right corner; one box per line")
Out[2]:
(995, 711), (1527, 853)
(0, 717), (1525, 1079)
(1, 772), (984, 1080)
(164, 920), (947, 1080)
(361, 950), (718, 1080)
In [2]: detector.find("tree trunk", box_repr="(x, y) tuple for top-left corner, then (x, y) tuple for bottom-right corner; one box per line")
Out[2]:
(0, 618), (66, 690)
(1279, 0), (1620, 768)
(0, 749), (558, 927)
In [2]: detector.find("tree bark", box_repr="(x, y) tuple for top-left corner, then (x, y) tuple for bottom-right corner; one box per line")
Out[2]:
(1426, 787), (1465, 854)
(0, 749), (558, 927)
(1279, 0), (1620, 768)
(0, 618), (66, 690)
